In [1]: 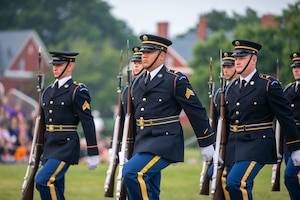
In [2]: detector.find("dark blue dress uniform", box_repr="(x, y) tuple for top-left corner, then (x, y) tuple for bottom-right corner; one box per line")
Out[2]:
(223, 40), (300, 200)
(35, 51), (98, 200)
(283, 52), (300, 200)
(122, 34), (215, 200)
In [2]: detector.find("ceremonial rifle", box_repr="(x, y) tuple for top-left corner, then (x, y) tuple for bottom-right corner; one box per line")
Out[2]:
(104, 50), (124, 197)
(116, 40), (134, 200)
(271, 59), (283, 191)
(21, 47), (45, 200)
(199, 57), (215, 195)
(211, 49), (226, 200)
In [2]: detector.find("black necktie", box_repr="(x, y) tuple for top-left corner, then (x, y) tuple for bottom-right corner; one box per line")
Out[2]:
(240, 79), (246, 91)
(145, 72), (151, 85)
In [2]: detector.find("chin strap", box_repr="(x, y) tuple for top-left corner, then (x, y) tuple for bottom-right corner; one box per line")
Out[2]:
(143, 50), (162, 71)
(56, 62), (70, 79)
(237, 54), (253, 75)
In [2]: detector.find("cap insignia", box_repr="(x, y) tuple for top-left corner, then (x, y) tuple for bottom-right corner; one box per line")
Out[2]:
(293, 53), (297, 58)
(143, 35), (148, 41)
(224, 52), (228, 57)
(235, 41), (240, 46)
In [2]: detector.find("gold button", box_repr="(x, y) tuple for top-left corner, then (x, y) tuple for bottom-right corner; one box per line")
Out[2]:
(262, 135), (266, 138)
(61, 102), (65, 105)
(166, 132), (169, 135)
(49, 110), (53, 113)
(235, 120), (239, 124)
(236, 102), (240, 106)
(132, 97), (134, 100)
(49, 118), (52, 122)
(236, 111), (239, 115)
(253, 101), (257, 105)
(67, 138), (70, 141)
(158, 98), (162, 102)
(50, 101), (53, 104)
(141, 107), (144, 111)
(291, 104), (295, 108)
(142, 98), (146, 102)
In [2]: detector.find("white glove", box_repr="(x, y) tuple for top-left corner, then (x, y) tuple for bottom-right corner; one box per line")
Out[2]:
(200, 145), (214, 162)
(86, 155), (99, 170)
(291, 149), (300, 166)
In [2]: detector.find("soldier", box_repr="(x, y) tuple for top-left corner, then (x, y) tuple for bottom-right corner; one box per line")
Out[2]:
(214, 51), (239, 114)
(223, 40), (300, 200)
(122, 34), (215, 200)
(131, 46), (145, 77)
(282, 52), (300, 200)
(35, 51), (99, 200)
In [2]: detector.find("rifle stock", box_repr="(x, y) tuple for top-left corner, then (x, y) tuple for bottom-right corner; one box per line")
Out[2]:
(116, 40), (135, 200)
(200, 57), (216, 195)
(271, 120), (283, 191)
(211, 49), (226, 200)
(271, 59), (283, 192)
(104, 50), (124, 197)
(21, 47), (45, 200)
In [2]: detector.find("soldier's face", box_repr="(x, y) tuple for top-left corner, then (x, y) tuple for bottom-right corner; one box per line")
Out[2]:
(292, 66), (300, 80)
(132, 61), (144, 76)
(52, 62), (73, 79)
(223, 66), (236, 80)
(142, 51), (164, 71)
(234, 55), (256, 77)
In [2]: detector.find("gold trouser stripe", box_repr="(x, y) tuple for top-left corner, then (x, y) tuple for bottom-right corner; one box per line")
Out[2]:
(47, 161), (66, 200)
(298, 171), (300, 185)
(222, 167), (231, 200)
(137, 155), (161, 200)
(240, 161), (256, 200)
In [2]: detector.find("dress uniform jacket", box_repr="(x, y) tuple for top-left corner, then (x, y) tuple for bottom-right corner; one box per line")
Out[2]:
(225, 71), (300, 167)
(131, 65), (215, 162)
(41, 79), (98, 164)
(283, 82), (300, 156)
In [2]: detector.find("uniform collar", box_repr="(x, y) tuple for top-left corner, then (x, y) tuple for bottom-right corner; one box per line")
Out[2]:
(53, 76), (72, 88)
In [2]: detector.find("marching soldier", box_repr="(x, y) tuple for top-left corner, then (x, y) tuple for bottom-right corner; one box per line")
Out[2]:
(214, 51), (239, 114)
(131, 46), (145, 77)
(223, 40), (300, 200)
(282, 52), (300, 200)
(122, 34), (215, 200)
(35, 51), (99, 200)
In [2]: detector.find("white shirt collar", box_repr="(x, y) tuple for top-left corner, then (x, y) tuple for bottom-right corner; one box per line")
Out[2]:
(148, 64), (163, 80)
(53, 76), (72, 88)
(240, 69), (256, 85)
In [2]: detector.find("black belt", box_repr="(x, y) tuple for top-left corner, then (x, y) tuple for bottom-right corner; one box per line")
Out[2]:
(46, 125), (77, 132)
(136, 115), (179, 129)
(230, 122), (273, 133)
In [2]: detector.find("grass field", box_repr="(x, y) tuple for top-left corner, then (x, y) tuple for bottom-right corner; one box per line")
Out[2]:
(0, 148), (290, 200)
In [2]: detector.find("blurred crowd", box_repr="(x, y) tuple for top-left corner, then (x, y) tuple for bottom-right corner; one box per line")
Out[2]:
(0, 95), (109, 164)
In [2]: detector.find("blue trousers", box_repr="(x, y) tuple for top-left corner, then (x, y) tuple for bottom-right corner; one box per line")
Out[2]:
(35, 159), (69, 200)
(122, 153), (170, 200)
(224, 161), (263, 200)
(284, 157), (300, 200)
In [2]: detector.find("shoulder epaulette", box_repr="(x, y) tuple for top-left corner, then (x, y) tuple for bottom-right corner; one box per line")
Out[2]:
(259, 73), (274, 81)
(73, 81), (86, 87)
(166, 68), (179, 77)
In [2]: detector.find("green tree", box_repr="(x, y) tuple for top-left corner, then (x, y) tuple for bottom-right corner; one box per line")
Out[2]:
(0, 0), (139, 118)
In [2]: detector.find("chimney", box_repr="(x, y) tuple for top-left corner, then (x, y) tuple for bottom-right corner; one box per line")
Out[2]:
(197, 18), (207, 41)
(261, 14), (278, 28)
(157, 22), (169, 38)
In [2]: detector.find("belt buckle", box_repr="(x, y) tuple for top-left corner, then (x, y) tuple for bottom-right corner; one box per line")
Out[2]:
(49, 125), (54, 132)
(232, 125), (238, 132)
(139, 117), (144, 130)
